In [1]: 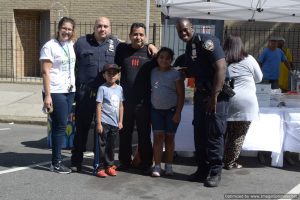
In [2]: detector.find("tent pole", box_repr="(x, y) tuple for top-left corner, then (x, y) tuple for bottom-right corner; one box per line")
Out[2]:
(146, 0), (150, 41)
(164, 16), (168, 46)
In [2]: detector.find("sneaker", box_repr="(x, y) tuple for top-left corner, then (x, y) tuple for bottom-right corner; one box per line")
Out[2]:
(151, 165), (161, 177)
(70, 165), (81, 172)
(258, 152), (266, 164)
(187, 171), (207, 182)
(223, 162), (242, 170)
(106, 167), (117, 176)
(96, 169), (108, 178)
(285, 152), (296, 166)
(117, 163), (131, 171)
(204, 174), (221, 187)
(142, 167), (153, 176)
(164, 164), (174, 176)
(50, 162), (71, 174)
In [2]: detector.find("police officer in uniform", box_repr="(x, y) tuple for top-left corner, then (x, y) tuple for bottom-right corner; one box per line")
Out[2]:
(71, 17), (119, 174)
(176, 18), (229, 187)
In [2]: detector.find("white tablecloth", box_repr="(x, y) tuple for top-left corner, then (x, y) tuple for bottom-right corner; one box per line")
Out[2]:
(242, 108), (284, 153)
(283, 108), (300, 152)
(175, 104), (194, 151)
(175, 106), (300, 167)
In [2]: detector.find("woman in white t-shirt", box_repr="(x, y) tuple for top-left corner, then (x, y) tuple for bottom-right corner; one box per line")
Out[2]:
(40, 17), (76, 174)
(223, 35), (263, 170)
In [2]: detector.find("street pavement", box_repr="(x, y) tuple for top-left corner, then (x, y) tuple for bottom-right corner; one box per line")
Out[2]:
(0, 83), (300, 200)
(0, 123), (300, 200)
(0, 83), (46, 125)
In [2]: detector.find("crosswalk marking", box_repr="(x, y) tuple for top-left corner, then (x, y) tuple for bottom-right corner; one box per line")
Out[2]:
(278, 184), (300, 200)
(0, 128), (10, 131)
(0, 152), (94, 175)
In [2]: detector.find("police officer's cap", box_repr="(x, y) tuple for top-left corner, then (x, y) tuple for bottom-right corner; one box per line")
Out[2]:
(103, 63), (121, 72)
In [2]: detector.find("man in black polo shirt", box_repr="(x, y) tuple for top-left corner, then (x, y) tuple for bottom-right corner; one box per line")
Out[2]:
(115, 23), (155, 174)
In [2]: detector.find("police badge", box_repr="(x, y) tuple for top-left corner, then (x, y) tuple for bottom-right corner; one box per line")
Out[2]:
(203, 40), (214, 51)
(108, 39), (114, 52)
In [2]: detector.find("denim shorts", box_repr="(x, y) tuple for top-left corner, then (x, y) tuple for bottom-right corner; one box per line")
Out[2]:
(151, 107), (179, 134)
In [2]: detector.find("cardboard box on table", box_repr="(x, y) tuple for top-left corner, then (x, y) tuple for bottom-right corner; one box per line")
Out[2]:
(256, 84), (271, 107)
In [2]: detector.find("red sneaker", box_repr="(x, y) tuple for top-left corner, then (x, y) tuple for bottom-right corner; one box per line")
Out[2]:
(106, 166), (117, 176)
(96, 169), (108, 178)
(111, 165), (117, 170)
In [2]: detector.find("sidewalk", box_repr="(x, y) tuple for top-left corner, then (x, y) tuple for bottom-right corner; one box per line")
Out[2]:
(0, 83), (47, 125)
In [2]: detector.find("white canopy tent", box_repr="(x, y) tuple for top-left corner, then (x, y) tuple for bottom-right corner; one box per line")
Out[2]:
(155, 0), (300, 23)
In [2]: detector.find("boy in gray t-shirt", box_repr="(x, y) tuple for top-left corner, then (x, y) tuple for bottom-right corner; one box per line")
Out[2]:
(94, 64), (124, 178)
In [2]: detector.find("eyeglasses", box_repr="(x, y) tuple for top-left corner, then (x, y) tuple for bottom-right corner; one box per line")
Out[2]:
(61, 27), (73, 32)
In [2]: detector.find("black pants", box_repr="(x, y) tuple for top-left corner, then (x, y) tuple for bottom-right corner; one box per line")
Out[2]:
(71, 88), (96, 166)
(94, 122), (118, 169)
(193, 91), (229, 177)
(118, 102), (153, 169)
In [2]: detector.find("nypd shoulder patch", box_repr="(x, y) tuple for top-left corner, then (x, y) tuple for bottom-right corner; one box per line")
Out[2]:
(203, 40), (214, 51)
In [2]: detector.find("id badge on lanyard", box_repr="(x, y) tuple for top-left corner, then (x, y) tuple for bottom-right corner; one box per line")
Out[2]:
(58, 40), (73, 92)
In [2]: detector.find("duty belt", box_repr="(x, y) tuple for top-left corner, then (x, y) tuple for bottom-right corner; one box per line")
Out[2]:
(79, 84), (95, 91)
(195, 84), (209, 94)
(79, 84), (97, 97)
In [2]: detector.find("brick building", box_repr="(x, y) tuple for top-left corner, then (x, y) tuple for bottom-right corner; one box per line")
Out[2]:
(0, 0), (161, 82)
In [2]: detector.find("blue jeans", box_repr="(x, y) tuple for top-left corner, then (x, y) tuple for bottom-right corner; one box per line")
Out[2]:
(46, 93), (75, 165)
